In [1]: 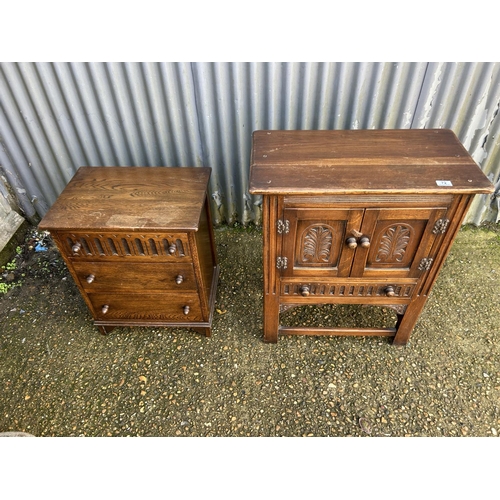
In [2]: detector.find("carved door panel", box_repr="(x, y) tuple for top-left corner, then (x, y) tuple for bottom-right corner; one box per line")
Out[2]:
(282, 208), (364, 278)
(350, 207), (448, 278)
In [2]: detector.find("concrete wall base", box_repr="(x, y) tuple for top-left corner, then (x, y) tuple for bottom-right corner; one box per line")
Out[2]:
(0, 201), (29, 268)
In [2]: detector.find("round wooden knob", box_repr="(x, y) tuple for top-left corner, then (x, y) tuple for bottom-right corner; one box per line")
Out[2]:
(183, 305), (190, 315)
(359, 236), (371, 248)
(346, 237), (358, 249)
(300, 285), (310, 297)
(101, 304), (109, 314)
(168, 244), (176, 255)
(385, 286), (395, 297)
(86, 274), (95, 284)
(72, 242), (82, 253)
(175, 275), (184, 285)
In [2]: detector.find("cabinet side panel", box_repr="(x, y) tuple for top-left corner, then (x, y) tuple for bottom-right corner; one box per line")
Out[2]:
(420, 194), (474, 296)
(193, 197), (217, 313)
(262, 195), (281, 342)
(264, 195), (279, 294)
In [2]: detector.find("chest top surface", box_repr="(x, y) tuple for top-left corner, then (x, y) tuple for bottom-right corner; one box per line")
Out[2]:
(249, 129), (494, 195)
(39, 166), (211, 232)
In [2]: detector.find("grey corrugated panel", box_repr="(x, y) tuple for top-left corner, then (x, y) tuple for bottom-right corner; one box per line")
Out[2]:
(465, 65), (500, 225)
(413, 62), (500, 224)
(0, 62), (206, 219)
(0, 64), (61, 201)
(141, 62), (203, 167)
(240, 62), (425, 131)
(0, 63), (54, 219)
(239, 62), (428, 222)
(1, 61), (499, 226)
(465, 90), (500, 225)
(203, 62), (429, 223)
(0, 96), (37, 221)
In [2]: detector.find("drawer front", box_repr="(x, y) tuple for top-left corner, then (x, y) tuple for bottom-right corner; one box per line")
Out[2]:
(88, 292), (203, 322)
(55, 231), (191, 261)
(72, 261), (197, 292)
(280, 280), (417, 300)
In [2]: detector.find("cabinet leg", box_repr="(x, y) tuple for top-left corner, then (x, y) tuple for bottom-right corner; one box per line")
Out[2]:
(263, 293), (280, 343)
(98, 325), (115, 335)
(395, 313), (404, 330)
(193, 327), (211, 338)
(392, 296), (427, 346)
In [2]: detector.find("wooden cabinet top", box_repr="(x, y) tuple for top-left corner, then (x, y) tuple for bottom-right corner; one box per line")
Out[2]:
(249, 129), (494, 195)
(39, 166), (211, 232)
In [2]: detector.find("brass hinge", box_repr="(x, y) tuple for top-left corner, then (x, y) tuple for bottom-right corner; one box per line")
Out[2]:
(276, 256), (288, 269)
(432, 218), (449, 234)
(277, 219), (290, 234)
(418, 258), (434, 271)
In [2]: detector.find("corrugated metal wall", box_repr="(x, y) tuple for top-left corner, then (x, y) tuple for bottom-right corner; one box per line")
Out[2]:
(1, 62), (499, 226)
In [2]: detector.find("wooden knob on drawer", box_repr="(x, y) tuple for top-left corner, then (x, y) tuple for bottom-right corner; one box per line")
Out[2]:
(183, 305), (190, 315)
(385, 286), (395, 297)
(86, 274), (95, 284)
(359, 236), (371, 248)
(168, 244), (176, 255)
(72, 242), (82, 253)
(300, 285), (310, 297)
(101, 304), (109, 314)
(346, 237), (358, 249)
(175, 275), (184, 285)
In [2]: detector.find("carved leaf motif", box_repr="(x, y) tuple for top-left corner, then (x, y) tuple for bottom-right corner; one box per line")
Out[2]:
(302, 226), (332, 263)
(375, 224), (411, 263)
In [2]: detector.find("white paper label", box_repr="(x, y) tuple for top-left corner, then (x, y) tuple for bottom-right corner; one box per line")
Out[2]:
(436, 180), (453, 187)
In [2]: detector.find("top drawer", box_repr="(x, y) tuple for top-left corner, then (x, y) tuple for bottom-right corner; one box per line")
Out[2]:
(55, 232), (191, 261)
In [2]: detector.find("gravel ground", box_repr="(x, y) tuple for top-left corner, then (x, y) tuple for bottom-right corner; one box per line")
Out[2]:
(0, 223), (499, 438)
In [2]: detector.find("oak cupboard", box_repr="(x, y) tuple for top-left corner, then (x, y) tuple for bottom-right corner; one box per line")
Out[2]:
(249, 129), (494, 345)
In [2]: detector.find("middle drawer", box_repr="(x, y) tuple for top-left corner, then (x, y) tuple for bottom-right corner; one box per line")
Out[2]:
(72, 261), (197, 292)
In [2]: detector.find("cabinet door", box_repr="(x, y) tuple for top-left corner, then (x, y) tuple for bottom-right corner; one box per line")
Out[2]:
(350, 207), (448, 278)
(282, 208), (364, 277)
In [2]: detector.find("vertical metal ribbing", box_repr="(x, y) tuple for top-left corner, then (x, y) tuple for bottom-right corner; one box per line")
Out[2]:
(0, 63), (59, 204)
(0, 62), (499, 224)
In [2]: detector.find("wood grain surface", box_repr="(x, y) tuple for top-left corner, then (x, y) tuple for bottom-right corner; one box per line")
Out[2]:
(40, 166), (211, 232)
(249, 129), (494, 195)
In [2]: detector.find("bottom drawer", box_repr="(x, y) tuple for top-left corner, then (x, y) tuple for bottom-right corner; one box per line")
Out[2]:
(281, 281), (417, 299)
(88, 292), (203, 322)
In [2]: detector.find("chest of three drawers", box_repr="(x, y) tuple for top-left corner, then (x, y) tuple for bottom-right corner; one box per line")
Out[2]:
(39, 166), (218, 336)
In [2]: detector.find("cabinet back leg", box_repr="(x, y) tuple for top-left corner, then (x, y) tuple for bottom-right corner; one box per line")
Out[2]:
(98, 325), (115, 335)
(193, 327), (211, 337)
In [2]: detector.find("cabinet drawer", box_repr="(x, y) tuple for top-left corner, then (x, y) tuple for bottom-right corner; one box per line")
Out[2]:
(56, 231), (191, 261)
(88, 292), (203, 321)
(280, 280), (417, 299)
(72, 261), (197, 292)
